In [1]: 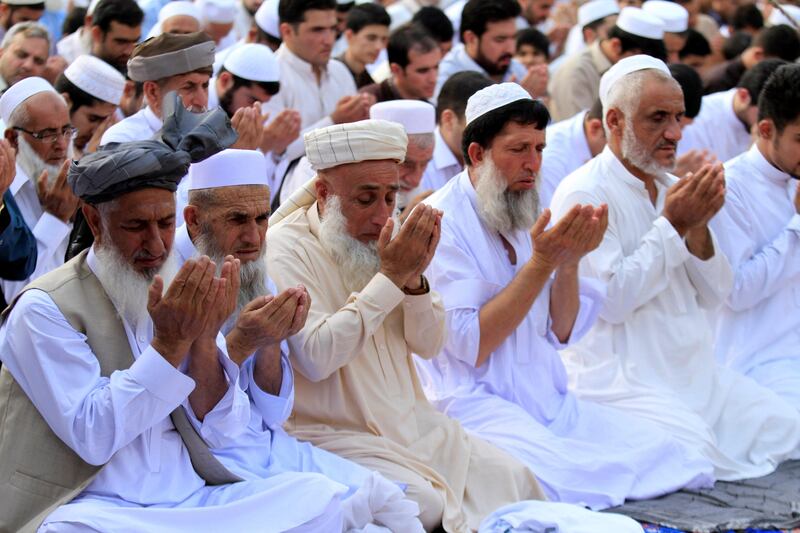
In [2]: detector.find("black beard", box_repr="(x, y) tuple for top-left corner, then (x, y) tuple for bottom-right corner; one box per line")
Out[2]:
(474, 49), (511, 77)
(218, 88), (236, 117)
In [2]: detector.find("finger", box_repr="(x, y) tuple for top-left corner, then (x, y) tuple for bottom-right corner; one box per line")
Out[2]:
(242, 294), (273, 313)
(552, 204), (582, 235)
(147, 275), (164, 312)
(181, 256), (211, 301)
(36, 170), (48, 198)
(192, 259), (217, 304)
(377, 217), (394, 252)
(165, 259), (196, 299)
(54, 160), (70, 190)
(530, 208), (552, 239)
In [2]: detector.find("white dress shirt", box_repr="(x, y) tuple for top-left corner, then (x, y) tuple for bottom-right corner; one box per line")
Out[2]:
(711, 143), (800, 410)
(101, 106), (163, 145)
(420, 127), (462, 192)
(551, 146), (800, 481)
(540, 110), (592, 208)
(56, 28), (91, 65)
(1, 164), (71, 302)
(435, 44), (528, 100)
(415, 170), (714, 509)
(678, 88), (753, 163)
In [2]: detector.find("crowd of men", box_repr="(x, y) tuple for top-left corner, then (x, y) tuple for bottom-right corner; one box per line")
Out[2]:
(0, 0), (799, 530)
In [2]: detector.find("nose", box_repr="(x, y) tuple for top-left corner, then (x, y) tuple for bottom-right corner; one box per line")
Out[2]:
(524, 149), (541, 173)
(143, 224), (166, 258)
(241, 220), (261, 247)
(370, 201), (394, 227)
(665, 118), (682, 142)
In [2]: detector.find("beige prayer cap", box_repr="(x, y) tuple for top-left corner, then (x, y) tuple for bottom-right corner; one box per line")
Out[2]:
(127, 32), (215, 83)
(270, 120), (408, 226)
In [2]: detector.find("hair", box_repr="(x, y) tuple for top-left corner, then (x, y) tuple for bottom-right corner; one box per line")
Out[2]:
(254, 24), (282, 47)
(411, 6), (454, 44)
(436, 70), (493, 122)
(516, 27), (550, 59)
(669, 63), (703, 118)
(722, 30), (751, 60)
(92, 0), (144, 33)
(603, 68), (677, 135)
(218, 66), (280, 96)
(587, 98), (603, 121)
(732, 3), (764, 31)
(62, 6), (87, 36)
(757, 63), (800, 133)
(679, 28), (711, 58)
(278, 0), (336, 25)
(607, 25), (667, 61)
(345, 3), (389, 33)
(54, 73), (106, 111)
(462, 98), (550, 165)
(738, 57), (788, 100)
(408, 132), (435, 151)
(754, 24), (800, 62)
(387, 23), (437, 68)
(0, 21), (49, 48)
(584, 13), (614, 32)
(460, 0), (520, 42)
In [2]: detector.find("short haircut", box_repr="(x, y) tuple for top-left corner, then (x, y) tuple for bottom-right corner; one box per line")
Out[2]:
(584, 13), (614, 32)
(607, 24), (667, 61)
(62, 6), (86, 37)
(732, 3), (763, 31)
(669, 62), (702, 118)
(345, 3), (389, 33)
(92, 0), (144, 33)
(516, 27), (550, 60)
(436, 70), (493, 122)
(586, 98), (603, 121)
(278, 0), (336, 25)
(218, 66), (280, 95)
(462, 98), (550, 165)
(754, 24), (800, 62)
(387, 23), (437, 68)
(55, 73), (107, 111)
(738, 57), (788, 101)
(722, 30), (751, 60)
(254, 24), (282, 48)
(758, 63), (800, 132)
(5, 2), (44, 17)
(679, 28), (711, 58)
(460, 0), (520, 42)
(411, 6), (454, 44)
(1, 20), (49, 48)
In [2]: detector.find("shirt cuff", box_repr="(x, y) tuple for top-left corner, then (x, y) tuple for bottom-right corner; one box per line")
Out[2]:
(246, 351), (294, 429)
(787, 214), (800, 233)
(129, 346), (195, 403)
(360, 272), (405, 313)
(403, 291), (435, 313)
(32, 212), (71, 248)
(654, 215), (692, 266)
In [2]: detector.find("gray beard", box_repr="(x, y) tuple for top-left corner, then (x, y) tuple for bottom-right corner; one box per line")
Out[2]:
(17, 135), (73, 187)
(319, 195), (382, 293)
(473, 153), (540, 234)
(93, 244), (179, 329)
(621, 124), (673, 178)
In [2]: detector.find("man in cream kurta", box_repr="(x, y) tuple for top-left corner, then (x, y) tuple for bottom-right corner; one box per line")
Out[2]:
(551, 55), (800, 482)
(710, 64), (800, 412)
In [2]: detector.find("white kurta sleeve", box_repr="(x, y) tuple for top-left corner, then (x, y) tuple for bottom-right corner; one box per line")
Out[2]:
(242, 349), (294, 429)
(545, 276), (606, 349)
(683, 228), (733, 310)
(0, 212), (71, 301)
(0, 289), (195, 466)
(402, 290), (446, 359)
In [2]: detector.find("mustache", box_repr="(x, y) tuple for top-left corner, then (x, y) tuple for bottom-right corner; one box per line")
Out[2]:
(657, 140), (678, 150)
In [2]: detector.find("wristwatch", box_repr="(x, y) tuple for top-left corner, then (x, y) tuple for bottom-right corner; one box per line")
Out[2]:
(402, 275), (430, 295)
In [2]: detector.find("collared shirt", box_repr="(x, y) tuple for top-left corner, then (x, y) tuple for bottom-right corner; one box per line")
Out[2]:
(678, 88), (752, 163)
(435, 44), (528, 100)
(547, 41), (612, 122)
(711, 144), (800, 373)
(101, 106), (163, 145)
(261, 44), (357, 163)
(56, 28), (92, 65)
(420, 127), (462, 192)
(336, 55), (376, 89)
(0, 190), (36, 283)
(1, 163), (71, 302)
(540, 110), (592, 208)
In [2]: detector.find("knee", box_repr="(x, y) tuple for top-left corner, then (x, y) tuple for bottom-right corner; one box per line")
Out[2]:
(404, 479), (445, 531)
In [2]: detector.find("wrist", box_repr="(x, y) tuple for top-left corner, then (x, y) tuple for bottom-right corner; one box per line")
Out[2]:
(403, 275), (429, 295)
(380, 268), (408, 289)
(151, 336), (191, 366)
(527, 254), (557, 276)
(225, 329), (252, 365)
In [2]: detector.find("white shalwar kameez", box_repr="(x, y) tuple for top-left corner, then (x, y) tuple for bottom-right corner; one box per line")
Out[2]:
(540, 110), (592, 208)
(420, 127), (462, 192)
(101, 106), (163, 145)
(435, 45), (527, 100)
(415, 170), (714, 510)
(677, 88), (752, 163)
(550, 146), (800, 481)
(710, 144), (800, 411)
(1, 164), (71, 302)
(171, 223), (425, 532)
(0, 247), (350, 533)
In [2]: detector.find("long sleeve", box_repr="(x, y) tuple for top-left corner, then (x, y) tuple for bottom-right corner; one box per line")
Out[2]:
(683, 229), (733, 310)
(242, 350), (294, 429)
(0, 191), (36, 281)
(545, 276), (606, 349)
(0, 289), (195, 465)
(402, 290), (446, 359)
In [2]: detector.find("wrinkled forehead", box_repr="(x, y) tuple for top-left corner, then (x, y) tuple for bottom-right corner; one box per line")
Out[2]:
(324, 159), (401, 192)
(637, 75), (685, 113)
(104, 188), (177, 221)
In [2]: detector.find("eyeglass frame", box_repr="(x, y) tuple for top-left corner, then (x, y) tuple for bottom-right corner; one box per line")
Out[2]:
(12, 125), (78, 144)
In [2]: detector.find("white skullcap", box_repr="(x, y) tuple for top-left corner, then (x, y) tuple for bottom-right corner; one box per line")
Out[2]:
(642, 0), (688, 33)
(87, 0), (102, 16)
(599, 53), (670, 107)
(369, 100), (435, 134)
(579, 0), (620, 28)
(223, 43), (279, 82)
(616, 6), (665, 39)
(465, 82), (532, 126)
(188, 149), (268, 190)
(255, 0), (280, 38)
(768, 4), (800, 27)
(160, 1), (202, 23)
(64, 55), (125, 105)
(1, 0), (43, 5)
(199, 0), (237, 24)
(0, 76), (56, 124)
(305, 119), (407, 171)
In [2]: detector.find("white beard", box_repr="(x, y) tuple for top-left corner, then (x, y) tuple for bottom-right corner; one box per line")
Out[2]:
(621, 123), (673, 178)
(473, 152), (540, 234)
(17, 136), (74, 187)
(319, 195), (382, 292)
(93, 244), (179, 329)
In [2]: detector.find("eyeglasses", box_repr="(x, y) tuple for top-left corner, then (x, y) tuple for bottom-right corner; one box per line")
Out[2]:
(13, 125), (78, 144)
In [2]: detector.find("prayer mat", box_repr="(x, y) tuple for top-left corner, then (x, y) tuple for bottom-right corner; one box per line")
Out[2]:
(607, 460), (800, 533)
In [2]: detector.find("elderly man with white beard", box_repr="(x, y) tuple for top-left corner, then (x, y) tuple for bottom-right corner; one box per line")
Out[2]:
(551, 55), (800, 482)
(414, 81), (716, 511)
(0, 76), (77, 303)
(267, 120), (646, 532)
(0, 109), (358, 532)
(173, 148), (425, 532)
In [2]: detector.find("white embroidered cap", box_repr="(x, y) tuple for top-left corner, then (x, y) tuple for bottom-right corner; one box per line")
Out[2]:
(199, 0), (237, 24)
(642, 0), (689, 33)
(304, 119), (407, 171)
(188, 149), (268, 190)
(579, 0), (620, 28)
(616, 6), (665, 39)
(0, 76), (56, 124)
(599, 53), (670, 107)
(255, 0), (280, 38)
(465, 82), (532, 126)
(64, 55), (126, 105)
(223, 43), (280, 82)
(369, 100), (435, 134)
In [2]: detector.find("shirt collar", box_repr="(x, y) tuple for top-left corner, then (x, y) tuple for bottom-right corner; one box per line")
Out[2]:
(9, 162), (31, 197)
(590, 41), (612, 75)
(175, 223), (199, 262)
(599, 145), (673, 193)
(747, 143), (791, 185)
(570, 110), (592, 164)
(143, 106), (163, 132)
(433, 127), (460, 171)
(277, 44), (329, 81)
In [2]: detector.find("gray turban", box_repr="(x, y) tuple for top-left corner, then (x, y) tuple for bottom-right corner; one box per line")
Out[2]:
(68, 93), (238, 205)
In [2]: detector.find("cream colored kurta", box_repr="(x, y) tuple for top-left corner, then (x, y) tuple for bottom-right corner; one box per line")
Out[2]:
(267, 203), (545, 533)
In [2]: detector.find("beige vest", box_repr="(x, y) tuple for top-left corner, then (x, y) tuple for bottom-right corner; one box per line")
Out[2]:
(0, 250), (240, 533)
